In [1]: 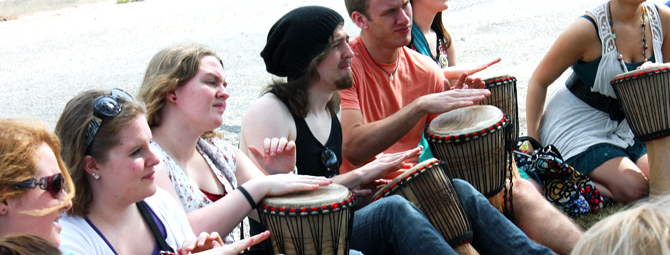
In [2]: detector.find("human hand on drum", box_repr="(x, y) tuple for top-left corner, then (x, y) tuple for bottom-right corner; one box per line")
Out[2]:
(637, 61), (662, 70)
(446, 72), (485, 90)
(443, 57), (501, 89)
(186, 231), (271, 255)
(256, 174), (332, 197)
(419, 88), (490, 115)
(358, 146), (423, 185)
(248, 137), (296, 174)
(177, 231), (224, 255)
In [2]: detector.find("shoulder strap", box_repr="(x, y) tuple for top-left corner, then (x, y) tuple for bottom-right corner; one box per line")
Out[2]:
(137, 201), (174, 253)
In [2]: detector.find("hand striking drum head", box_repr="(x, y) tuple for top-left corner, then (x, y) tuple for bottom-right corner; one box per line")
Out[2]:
(425, 105), (511, 198)
(258, 184), (357, 255)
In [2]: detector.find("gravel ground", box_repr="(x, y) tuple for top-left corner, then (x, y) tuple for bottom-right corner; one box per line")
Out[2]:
(3, 0), (646, 144)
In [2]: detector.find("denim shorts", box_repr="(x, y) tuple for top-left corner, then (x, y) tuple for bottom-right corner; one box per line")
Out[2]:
(565, 139), (647, 175)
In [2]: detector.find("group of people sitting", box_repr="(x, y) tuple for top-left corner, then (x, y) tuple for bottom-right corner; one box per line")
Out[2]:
(2, 0), (670, 254)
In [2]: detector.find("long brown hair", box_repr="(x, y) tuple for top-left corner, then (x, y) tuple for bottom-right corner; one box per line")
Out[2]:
(263, 43), (341, 118)
(138, 44), (224, 139)
(0, 118), (74, 216)
(0, 234), (61, 255)
(55, 90), (145, 217)
(433, 12), (452, 52)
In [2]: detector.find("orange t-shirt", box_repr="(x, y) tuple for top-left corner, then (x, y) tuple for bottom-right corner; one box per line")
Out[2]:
(340, 36), (445, 179)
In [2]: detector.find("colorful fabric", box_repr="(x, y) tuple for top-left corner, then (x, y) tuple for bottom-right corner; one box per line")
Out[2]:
(539, 2), (662, 161)
(340, 36), (445, 177)
(408, 22), (449, 68)
(513, 138), (605, 217)
(150, 137), (239, 244)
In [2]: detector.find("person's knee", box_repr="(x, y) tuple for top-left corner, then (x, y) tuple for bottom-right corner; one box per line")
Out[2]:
(617, 175), (648, 202)
(377, 195), (417, 217)
(453, 178), (478, 199)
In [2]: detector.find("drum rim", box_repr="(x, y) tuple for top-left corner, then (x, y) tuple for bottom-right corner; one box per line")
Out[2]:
(372, 159), (447, 201)
(611, 66), (670, 84)
(258, 188), (358, 217)
(425, 112), (510, 144)
(483, 75), (516, 89)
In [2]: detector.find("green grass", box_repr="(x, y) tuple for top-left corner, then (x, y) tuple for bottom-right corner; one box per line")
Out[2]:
(572, 202), (627, 230)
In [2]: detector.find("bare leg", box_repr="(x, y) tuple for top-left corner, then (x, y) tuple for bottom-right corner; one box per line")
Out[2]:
(588, 157), (648, 203)
(511, 179), (583, 255)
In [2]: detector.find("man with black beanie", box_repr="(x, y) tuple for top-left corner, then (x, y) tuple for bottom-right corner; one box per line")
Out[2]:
(240, 5), (554, 255)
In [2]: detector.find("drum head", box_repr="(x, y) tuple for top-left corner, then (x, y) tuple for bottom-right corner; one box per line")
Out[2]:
(428, 105), (503, 136)
(612, 63), (670, 80)
(260, 184), (351, 209)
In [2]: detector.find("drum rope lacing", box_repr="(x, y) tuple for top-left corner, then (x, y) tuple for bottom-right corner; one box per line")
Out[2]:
(611, 67), (670, 141)
(258, 189), (358, 254)
(374, 160), (474, 249)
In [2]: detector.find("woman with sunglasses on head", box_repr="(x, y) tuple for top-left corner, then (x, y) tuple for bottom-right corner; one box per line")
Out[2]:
(136, 44), (332, 246)
(55, 89), (273, 255)
(0, 118), (74, 248)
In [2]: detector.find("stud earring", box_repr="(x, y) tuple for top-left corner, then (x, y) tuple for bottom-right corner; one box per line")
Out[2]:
(364, 25), (368, 29)
(91, 172), (100, 179)
(1, 208), (6, 213)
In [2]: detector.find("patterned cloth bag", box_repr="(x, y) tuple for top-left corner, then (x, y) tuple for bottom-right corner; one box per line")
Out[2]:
(512, 137), (605, 217)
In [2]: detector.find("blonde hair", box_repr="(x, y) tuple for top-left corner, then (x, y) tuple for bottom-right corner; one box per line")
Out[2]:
(55, 90), (145, 217)
(571, 195), (670, 255)
(0, 234), (61, 255)
(0, 118), (74, 216)
(137, 44), (223, 139)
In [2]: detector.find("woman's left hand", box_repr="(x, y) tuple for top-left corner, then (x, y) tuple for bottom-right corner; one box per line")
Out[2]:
(178, 232), (224, 255)
(248, 137), (297, 174)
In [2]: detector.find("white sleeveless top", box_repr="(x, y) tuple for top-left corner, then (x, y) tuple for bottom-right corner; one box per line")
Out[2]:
(151, 137), (240, 244)
(539, 2), (663, 160)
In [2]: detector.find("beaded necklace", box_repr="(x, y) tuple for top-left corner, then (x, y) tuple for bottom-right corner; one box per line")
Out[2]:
(608, 2), (647, 71)
(362, 42), (400, 81)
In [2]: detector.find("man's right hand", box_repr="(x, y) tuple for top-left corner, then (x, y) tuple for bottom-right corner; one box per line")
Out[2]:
(418, 88), (490, 115)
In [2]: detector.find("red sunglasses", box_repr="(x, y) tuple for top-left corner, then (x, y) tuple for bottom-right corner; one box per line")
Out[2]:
(13, 173), (65, 199)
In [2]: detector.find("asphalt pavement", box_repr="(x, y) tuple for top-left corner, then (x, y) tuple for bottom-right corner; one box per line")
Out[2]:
(2, 0), (662, 145)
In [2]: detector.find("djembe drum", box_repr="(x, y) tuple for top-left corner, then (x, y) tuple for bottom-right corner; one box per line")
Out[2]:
(611, 64), (670, 195)
(479, 75), (519, 141)
(373, 159), (478, 255)
(479, 75), (521, 179)
(257, 184), (357, 255)
(425, 105), (513, 214)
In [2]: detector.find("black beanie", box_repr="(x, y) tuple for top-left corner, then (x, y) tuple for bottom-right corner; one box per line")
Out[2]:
(261, 6), (344, 81)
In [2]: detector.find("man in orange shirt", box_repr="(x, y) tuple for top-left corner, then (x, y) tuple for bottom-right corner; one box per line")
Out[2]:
(340, 0), (583, 254)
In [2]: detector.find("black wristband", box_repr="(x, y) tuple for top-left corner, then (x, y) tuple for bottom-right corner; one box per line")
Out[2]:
(237, 186), (258, 210)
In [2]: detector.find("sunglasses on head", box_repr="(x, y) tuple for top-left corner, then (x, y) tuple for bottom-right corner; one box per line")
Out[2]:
(321, 148), (340, 178)
(13, 173), (65, 199)
(84, 88), (134, 150)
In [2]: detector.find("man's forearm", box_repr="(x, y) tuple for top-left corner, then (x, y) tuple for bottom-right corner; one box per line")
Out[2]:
(343, 101), (425, 166)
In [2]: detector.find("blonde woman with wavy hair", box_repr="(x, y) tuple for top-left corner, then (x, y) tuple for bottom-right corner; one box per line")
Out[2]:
(0, 118), (74, 246)
(138, 44), (332, 245)
(56, 89), (275, 255)
(572, 195), (670, 255)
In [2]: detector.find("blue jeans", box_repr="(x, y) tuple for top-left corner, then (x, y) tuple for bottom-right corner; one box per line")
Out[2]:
(350, 179), (552, 255)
